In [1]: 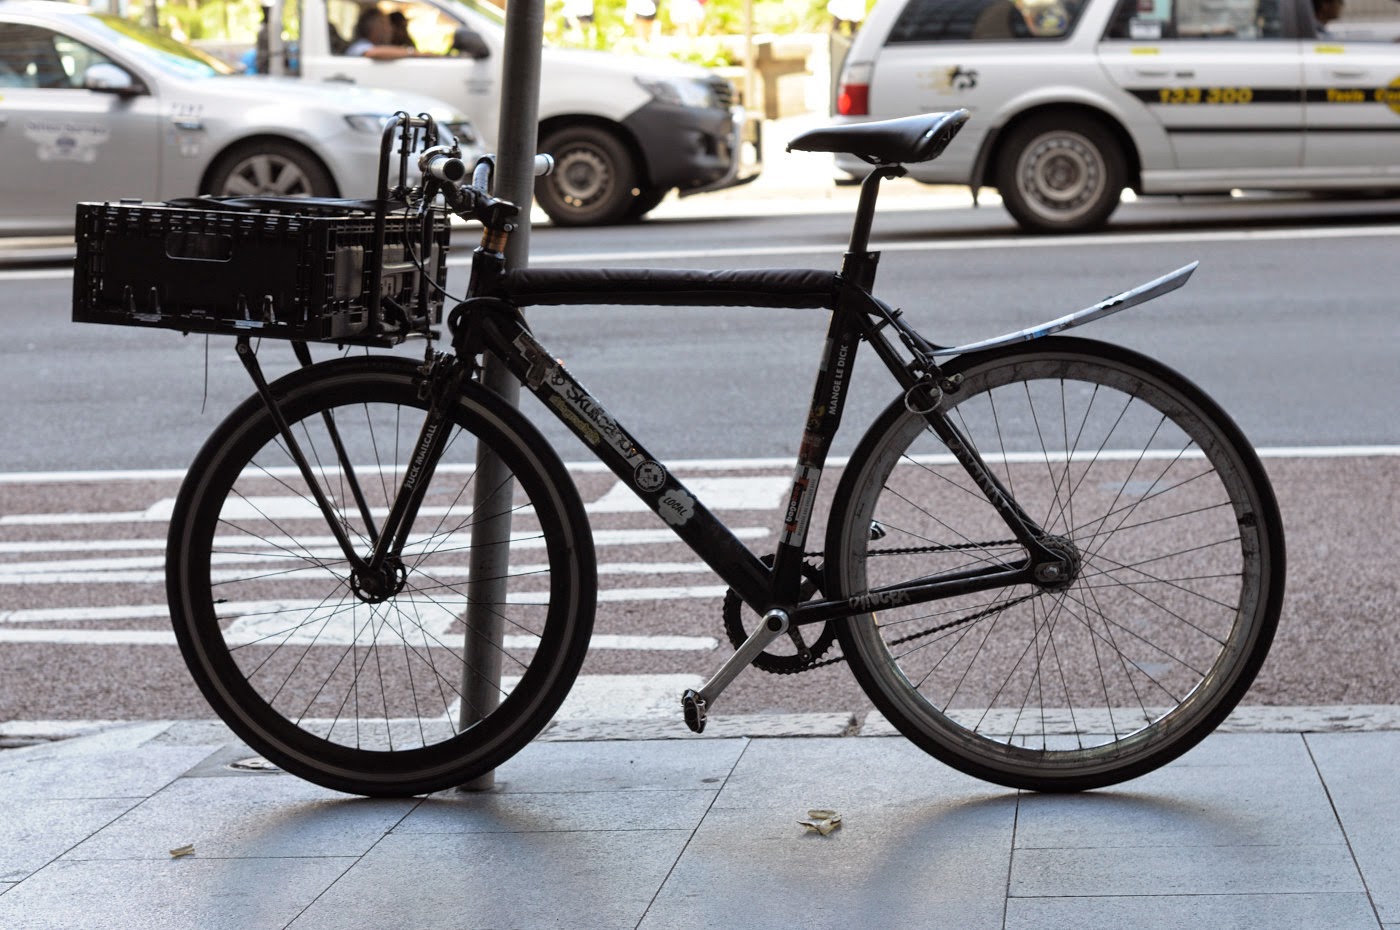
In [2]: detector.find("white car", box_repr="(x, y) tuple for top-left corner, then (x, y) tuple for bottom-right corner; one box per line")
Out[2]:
(834, 0), (1400, 232)
(0, 0), (478, 234)
(256, 0), (760, 226)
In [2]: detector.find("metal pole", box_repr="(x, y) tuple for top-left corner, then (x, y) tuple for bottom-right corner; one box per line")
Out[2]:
(459, 0), (547, 791)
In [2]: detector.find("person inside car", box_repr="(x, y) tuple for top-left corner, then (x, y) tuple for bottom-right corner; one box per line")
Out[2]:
(1313, 0), (1342, 32)
(345, 7), (420, 58)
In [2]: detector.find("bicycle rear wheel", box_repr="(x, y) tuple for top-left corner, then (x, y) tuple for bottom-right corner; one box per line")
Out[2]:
(826, 337), (1284, 791)
(167, 355), (595, 796)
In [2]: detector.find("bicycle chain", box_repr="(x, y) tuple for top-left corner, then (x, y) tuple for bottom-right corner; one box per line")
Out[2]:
(789, 538), (1027, 672)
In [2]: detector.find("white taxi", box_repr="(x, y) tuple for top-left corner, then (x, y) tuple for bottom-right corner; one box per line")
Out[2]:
(834, 0), (1400, 231)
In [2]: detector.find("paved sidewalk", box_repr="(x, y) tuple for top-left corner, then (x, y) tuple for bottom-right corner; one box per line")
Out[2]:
(0, 710), (1396, 929)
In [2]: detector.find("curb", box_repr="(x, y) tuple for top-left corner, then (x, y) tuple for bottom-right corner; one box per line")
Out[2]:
(6, 706), (1400, 753)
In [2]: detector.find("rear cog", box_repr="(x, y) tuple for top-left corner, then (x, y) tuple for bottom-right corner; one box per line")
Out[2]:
(722, 554), (836, 674)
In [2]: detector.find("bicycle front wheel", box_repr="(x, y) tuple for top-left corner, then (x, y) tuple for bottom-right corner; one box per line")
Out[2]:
(827, 337), (1284, 791)
(167, 356), (596, 796)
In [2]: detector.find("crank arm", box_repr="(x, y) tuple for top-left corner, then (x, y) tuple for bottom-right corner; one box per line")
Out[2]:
(682, 608), (790, 733)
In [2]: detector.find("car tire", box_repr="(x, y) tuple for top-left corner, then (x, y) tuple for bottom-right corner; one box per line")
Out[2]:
(536, 125), (638, 227)
(624, 185), (669, 221)
(996, 115), (1125, 234)
(207, 141), (336, 198)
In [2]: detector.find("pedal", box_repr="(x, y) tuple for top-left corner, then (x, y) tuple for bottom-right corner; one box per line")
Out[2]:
(681, 689), (707, 734)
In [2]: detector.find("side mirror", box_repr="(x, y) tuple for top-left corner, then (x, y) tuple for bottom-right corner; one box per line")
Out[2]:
(84, 63), (143, 97)
(452, 26), (490, 59)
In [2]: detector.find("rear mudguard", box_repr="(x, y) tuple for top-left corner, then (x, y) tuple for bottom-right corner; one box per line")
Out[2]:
(930, 262), (1198, 357)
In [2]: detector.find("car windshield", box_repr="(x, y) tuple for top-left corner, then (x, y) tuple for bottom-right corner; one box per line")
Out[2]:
(86, 13), (236, 77)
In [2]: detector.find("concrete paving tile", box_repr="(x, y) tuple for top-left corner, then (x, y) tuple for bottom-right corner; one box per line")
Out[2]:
(1308, 732), (1400, 924)
(1012, 844), (1363, 897)
(481, 738), (748, 793)
(0, 743), (215, 801)
(290, 829), (690, 930)
(0, 798), (137, 882)
(396, 787), (716, 834)
(640, 807), (1013, 930)
(1006, 892), (1380, 929)
(67, 775), (416, 860)
(0, 856), (354, 930)
(1148, 732), (1316, 769)
(710, 737), (1010, 813)
(1015, 750), (1342, 849)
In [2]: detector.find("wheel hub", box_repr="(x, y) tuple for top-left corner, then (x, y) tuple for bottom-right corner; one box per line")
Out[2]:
(555, 149), (609, 204)
(1032, 534), (1081, 591)
(1024, 135), (1100, 210)
(350, 558), (408, 604)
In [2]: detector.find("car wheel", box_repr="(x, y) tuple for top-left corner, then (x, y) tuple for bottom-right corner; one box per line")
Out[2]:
(624, 185), (669, 221)
(207, 141), (336, 198)
(996, 115), (1125, 233)
(536, 126), (638, 226)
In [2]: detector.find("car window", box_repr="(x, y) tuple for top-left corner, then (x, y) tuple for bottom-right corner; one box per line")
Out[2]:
(885, 0), (1088, 42)
(0, 23), (113, 88)
(1318, 0), (1400, 40)
(1104, 0), (1284, 39)
(88, 14), (234, 77)
(329, 0), (469, 55)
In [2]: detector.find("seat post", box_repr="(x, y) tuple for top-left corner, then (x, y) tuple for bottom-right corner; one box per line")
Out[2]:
(846, 165), (906, 258)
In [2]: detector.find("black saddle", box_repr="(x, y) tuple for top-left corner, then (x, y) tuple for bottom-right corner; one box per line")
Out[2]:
(786, 110), (970, 165)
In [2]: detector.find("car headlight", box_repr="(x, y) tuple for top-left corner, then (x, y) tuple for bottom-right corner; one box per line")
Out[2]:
(344, 113), (394, 134)
(636, 76), (716, 109)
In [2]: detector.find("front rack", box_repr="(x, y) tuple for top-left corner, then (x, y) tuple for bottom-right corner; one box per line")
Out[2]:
(72, 114), (451, 348)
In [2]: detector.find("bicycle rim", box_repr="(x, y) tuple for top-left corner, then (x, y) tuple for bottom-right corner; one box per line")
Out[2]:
(167, 357), (595, 796)
(828, 337), (1285, 791)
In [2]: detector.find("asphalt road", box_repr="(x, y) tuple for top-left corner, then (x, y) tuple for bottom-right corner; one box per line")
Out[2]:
(3, 189), (1397, 472)
(1, 190), (1398, 724)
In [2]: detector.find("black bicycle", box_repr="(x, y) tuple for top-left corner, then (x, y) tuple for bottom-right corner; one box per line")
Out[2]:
(86, 110), (1284, 796)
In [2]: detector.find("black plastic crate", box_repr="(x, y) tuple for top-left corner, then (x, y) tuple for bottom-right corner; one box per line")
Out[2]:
(72, 200), (448, 345)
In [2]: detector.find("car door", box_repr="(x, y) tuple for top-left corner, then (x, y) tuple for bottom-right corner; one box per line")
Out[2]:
(1097, 0), (1306, 177)
(0, 20), (160, 231)
(1302, 0), (1400, 175)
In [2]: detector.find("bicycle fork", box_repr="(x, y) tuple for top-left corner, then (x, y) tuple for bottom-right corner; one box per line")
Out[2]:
(235, 337), (456, 586)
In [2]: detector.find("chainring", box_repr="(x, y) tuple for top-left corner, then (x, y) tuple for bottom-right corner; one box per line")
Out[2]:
(721, 554), (836, 675)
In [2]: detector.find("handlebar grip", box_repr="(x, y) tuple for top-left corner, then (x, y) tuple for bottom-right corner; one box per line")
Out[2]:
(534, 154), (554, 177)
(423, 153), (467, 184)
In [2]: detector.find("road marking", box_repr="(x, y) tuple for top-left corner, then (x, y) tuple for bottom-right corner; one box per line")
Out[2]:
(12, 223), (1400, 284)
(544, 675), (705, 721)
(1, 445), (1397, 486)
(591, 476), (791, 512)
(0, 475), (790, 526)
(0, 527), (766, 555)
(0, 628), (718, 650)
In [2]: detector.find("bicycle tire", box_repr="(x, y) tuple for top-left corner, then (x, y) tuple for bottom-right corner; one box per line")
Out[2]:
(826, 337), (1285, 791)
(167, 356), (596, 796)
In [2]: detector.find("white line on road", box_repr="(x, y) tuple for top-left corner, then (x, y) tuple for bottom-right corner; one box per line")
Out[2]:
(0, 526), (767, 556)
(10, 223), (1400, 283)
(0, 628), (719, 650)
(1, 445), (1396, 485)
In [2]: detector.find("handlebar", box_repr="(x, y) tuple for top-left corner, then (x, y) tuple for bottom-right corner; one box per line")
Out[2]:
(419, 148), (555, 230)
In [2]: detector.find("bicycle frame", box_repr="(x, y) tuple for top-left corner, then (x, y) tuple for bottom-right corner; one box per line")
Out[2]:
(232, 152), (1199, 727)
(438, 168), (1070, 626)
